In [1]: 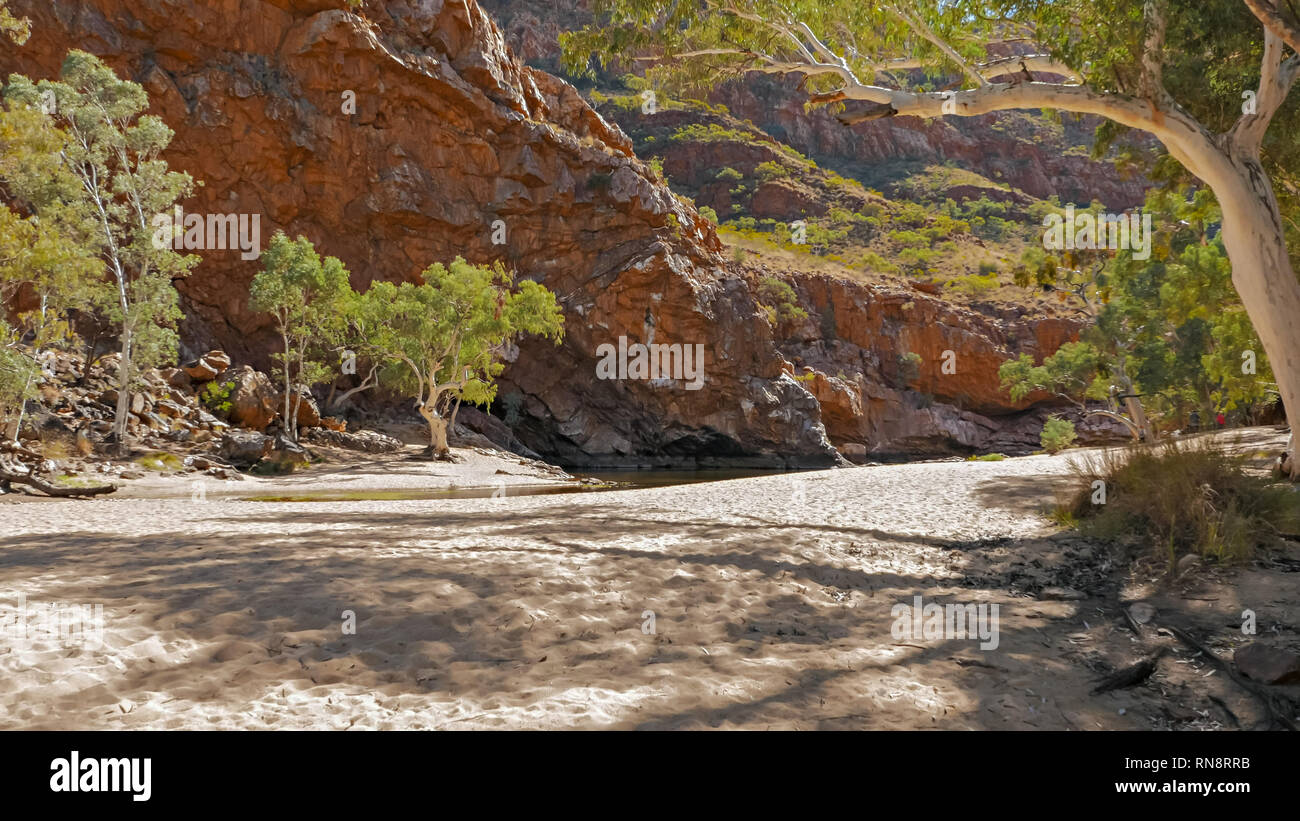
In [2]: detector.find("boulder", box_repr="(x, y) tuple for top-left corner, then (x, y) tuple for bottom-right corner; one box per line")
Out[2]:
(218, 430), (273, 467)
(183, 350), (232, 382)
(226, 366), (279, 431)
(160, 367), (192, 390)
(1234, 643), (1300, 685)
(276, 389), (322, 429)
(260, 434), (311, 473)
(205, 350), (232, 372)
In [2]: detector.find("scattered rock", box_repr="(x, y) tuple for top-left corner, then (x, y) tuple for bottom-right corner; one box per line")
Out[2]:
(319, 416), (347, 432)
(301, 427), (403, 454)
(1128, 602), (1156, 625)
(219, 430), (274, 467)
(1234, 643), (1300, 685)
(160, 367), (192, 389)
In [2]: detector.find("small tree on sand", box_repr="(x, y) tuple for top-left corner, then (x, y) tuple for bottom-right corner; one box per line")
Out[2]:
(353, 258), (563, 459)
(249, 232), (353, 441)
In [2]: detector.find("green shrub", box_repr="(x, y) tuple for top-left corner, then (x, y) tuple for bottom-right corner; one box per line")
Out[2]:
(698, 205), (718, 224)
(716, 166), (744, 182)
(894, 351), (923, 389)
(1040, 416), (1077, 454)
(756, 276), (808, 324)
(199, 379), (235, 417)
(134, 452), (184, 472)
(755, 161), (788, 182)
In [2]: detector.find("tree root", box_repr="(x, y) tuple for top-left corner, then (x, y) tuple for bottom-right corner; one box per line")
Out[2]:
(1159, 624), (1297, 731)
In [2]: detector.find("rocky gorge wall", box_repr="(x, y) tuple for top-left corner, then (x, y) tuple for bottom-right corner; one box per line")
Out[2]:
(2, 0), (1091, 467)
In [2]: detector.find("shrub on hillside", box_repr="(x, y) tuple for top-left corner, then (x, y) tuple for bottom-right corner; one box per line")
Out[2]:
(756, 276), (808, 324)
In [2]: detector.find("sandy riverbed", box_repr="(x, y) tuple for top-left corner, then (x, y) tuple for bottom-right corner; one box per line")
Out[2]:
(0, 429), (1295, 729)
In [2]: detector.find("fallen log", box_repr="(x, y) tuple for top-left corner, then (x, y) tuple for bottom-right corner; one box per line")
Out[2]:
(0, 441), (117, 498)
(1091, 649), (1166, 695)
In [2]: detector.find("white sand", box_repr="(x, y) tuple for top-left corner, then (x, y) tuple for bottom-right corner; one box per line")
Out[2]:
(0, 430), (1289, 729)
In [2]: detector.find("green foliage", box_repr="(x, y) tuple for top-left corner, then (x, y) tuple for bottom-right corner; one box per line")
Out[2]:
(894, 351), (922, 389)
(0, 0), (29, 45)
(755, 275), (808, 324)
(754, 161), (789, 183)
(715, 166), (744, 182)
(250, 232), (354, 439)
(698, 205), (718, 224)
(1063, 441), (1300, 565)
(1040, 416), (1077, 454)
(1000, 342), (1107, 408)
(134, 451), (184, 472)
(947, 271), (999, 296)
(3, 53), (197, 447)
(351, 258), (564, 454)
(199, 378), (235, 417)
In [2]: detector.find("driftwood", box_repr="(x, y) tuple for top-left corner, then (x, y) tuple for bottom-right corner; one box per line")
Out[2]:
(0, 441), (117, 498)
(1091, 649), (1166, 695)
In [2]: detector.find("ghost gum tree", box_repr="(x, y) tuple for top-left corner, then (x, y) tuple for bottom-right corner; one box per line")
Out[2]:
(352, 258), (563, 459)
(563, 0), (1300, 476)
(0, 102), (106, 440)
(250, 232), (353, 442)
(3, 52), (196, 454)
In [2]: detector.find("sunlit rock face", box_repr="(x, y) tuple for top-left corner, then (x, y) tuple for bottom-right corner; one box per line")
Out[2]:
(3, 0), (1096, 466)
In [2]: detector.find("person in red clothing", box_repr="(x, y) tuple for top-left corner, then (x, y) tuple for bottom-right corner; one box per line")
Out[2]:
(1216, 412), (1226, 428)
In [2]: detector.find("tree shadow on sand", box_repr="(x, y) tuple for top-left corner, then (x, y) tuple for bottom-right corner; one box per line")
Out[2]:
(0, 500), (1268, 729)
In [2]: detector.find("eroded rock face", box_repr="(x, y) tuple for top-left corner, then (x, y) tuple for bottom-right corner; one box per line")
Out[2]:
(3, 0), (1087, 465)
(763, 271), (1088, 455)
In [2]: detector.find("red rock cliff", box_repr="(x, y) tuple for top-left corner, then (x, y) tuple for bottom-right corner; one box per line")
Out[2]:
(2, 0), (1082, 465)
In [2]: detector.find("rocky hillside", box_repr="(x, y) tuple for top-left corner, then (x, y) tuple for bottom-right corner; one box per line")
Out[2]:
(2, 0), (1118, 466)
(483, 0), (1150, 210)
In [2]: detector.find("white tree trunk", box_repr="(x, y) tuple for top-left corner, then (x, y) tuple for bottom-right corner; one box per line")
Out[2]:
(1206, 152), (1300, 477)
(112, 328), (132, 455)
